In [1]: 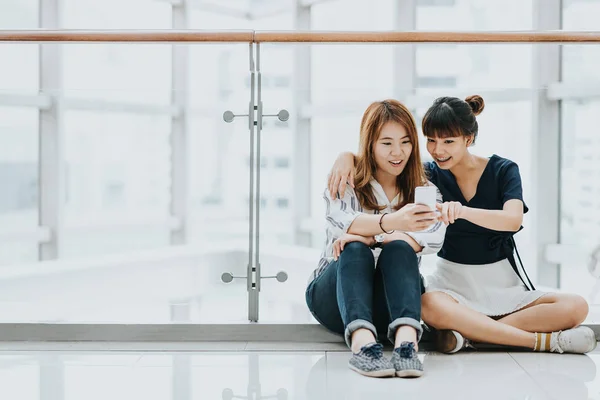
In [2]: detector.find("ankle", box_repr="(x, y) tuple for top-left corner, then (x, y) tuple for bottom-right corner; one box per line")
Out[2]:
(350, 328), (378, 353)
(532, 332), (555, 352)
(394, 326), (418, 349)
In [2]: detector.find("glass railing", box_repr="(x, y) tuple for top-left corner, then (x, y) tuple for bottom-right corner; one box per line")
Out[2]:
(1, 29), (600, 327)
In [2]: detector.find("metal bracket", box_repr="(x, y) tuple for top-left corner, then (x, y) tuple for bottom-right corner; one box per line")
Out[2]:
(222, 108), (289, 125)
(221, 271), (288, 284)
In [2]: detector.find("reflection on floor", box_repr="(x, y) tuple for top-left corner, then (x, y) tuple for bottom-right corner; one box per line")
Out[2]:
(0, 342), (598, 400)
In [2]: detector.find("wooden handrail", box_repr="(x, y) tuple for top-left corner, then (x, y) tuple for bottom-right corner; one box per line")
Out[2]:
(1, 30), (600, 43)
(254, 31), (600, 43)
(0, 30), (255, 42)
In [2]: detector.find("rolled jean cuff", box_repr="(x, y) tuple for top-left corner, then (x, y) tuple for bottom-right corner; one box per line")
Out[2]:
(387, 317), (423, 343)
(344, 319), (378, 349)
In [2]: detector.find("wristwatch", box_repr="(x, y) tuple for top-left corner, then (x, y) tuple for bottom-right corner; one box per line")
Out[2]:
(372, 234), (385, 249)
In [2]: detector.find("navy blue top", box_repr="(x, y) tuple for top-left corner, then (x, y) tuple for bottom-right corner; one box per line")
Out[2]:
(425, 154), (529, 265)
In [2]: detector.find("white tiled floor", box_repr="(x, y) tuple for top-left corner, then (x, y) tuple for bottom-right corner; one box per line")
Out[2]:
(0, 342), (599, 399)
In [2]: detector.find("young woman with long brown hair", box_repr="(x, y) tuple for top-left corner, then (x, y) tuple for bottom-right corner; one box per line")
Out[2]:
(306, 99), (446, 378)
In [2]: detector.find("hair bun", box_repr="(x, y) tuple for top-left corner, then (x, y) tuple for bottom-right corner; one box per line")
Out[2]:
(465, 95), (485, 116)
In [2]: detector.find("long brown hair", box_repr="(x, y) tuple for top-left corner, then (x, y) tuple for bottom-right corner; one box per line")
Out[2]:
(354, 99), (427, 211)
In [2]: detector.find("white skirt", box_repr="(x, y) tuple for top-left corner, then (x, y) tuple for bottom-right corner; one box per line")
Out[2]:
(425, 257), (547, 317)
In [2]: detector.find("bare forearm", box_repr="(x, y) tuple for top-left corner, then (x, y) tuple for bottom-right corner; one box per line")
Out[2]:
(461, 206), (522, 232)
(347, 214), (389, 236)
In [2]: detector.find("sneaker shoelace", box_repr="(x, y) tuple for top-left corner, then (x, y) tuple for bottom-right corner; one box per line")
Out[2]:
(399, 342), (416, 358)
(362, 343), (384, 359)
(551, 331), (564, 353)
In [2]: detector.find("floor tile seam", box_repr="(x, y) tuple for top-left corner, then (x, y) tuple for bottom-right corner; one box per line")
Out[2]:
(507, 352), (556, 400)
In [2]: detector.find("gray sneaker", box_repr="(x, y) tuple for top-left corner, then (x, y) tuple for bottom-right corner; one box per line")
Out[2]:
(391, 342), (424, 378)
(348, 343), (395, 378)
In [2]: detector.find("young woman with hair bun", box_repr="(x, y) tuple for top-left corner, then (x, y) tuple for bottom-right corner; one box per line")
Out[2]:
(328, 95), (596, 355)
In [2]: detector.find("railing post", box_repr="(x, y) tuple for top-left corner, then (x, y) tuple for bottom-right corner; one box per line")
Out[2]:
(248, 43), (259, 322)
(291, 0), (312, 246)
(38, 0), (65, 261)
(532, 0), (562, 287)
(393, 0), (417, 103)
(170, 0), (191, 245)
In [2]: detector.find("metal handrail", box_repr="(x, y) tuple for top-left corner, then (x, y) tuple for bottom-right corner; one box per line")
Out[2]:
(1, 30), (600, 43)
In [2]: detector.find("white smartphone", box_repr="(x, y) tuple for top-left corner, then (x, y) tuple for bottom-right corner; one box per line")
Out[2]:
(414, 186), (437, 211)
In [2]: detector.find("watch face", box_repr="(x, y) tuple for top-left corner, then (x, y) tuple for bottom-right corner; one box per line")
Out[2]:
(375, 234), (385, 243)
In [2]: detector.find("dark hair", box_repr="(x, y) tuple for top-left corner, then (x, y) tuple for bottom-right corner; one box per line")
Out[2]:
(422, 95), (485, 144)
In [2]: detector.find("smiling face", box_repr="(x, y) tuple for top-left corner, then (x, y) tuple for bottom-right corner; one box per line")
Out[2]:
(422, 96), (481, 170)
(373, 121), (413, 178)
(353, 99), (426, 210)
(426, 134), (471, 170)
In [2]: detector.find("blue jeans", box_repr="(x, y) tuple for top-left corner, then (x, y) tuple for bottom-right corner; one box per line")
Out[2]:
(306, 240), (425, 348)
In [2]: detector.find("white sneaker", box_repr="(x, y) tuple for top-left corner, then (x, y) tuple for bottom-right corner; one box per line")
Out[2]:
(435, 330), (474, 354)
(550, 326), (597, 354)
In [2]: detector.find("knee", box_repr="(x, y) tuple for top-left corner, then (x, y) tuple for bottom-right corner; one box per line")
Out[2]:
(337, 241), (374, 270)
(563, 295), (589, 327)
(421, 292), (452, 329)
(378, 240), (418, 269)
(380, 240), (417, 260)
(383, 239), (414, 253)
(341, 241), (373, 258)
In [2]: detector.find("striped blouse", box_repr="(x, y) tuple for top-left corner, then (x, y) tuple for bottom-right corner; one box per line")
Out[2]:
(308, 179), (446, 286)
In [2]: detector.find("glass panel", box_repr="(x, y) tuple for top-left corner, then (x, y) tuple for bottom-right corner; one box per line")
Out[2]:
(0, 0), (38, 93)
(560, 2), (600, 316)
(185, 10), (294, 322)
(0, 107), (39, 266)
(562, 0), (600, 82)
(259, 38), (535, 323)
(0, 0), (39, 265)
(62, 1), (172, 105)
(62, 0), (172, 29)
(417, 0), (534, 91)
(417, 0), (533, 30)
(0, 38), (251, 324)
(312, 0), (395, 30)
(187, 41), (253, 323)
(198, 0), (291, 14)
(62, 110), (172, 259)
(312, 44), (396, 103)
(416, 44), (533, 92)
(560, 100), (600, 303)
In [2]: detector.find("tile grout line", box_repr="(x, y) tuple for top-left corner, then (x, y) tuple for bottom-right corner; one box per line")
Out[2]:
(507, 352), (556, 400)
(133, 354), (144, 366)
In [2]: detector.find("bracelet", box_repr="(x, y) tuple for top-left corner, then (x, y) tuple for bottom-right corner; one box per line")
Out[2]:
(379, 213), (395, 234)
